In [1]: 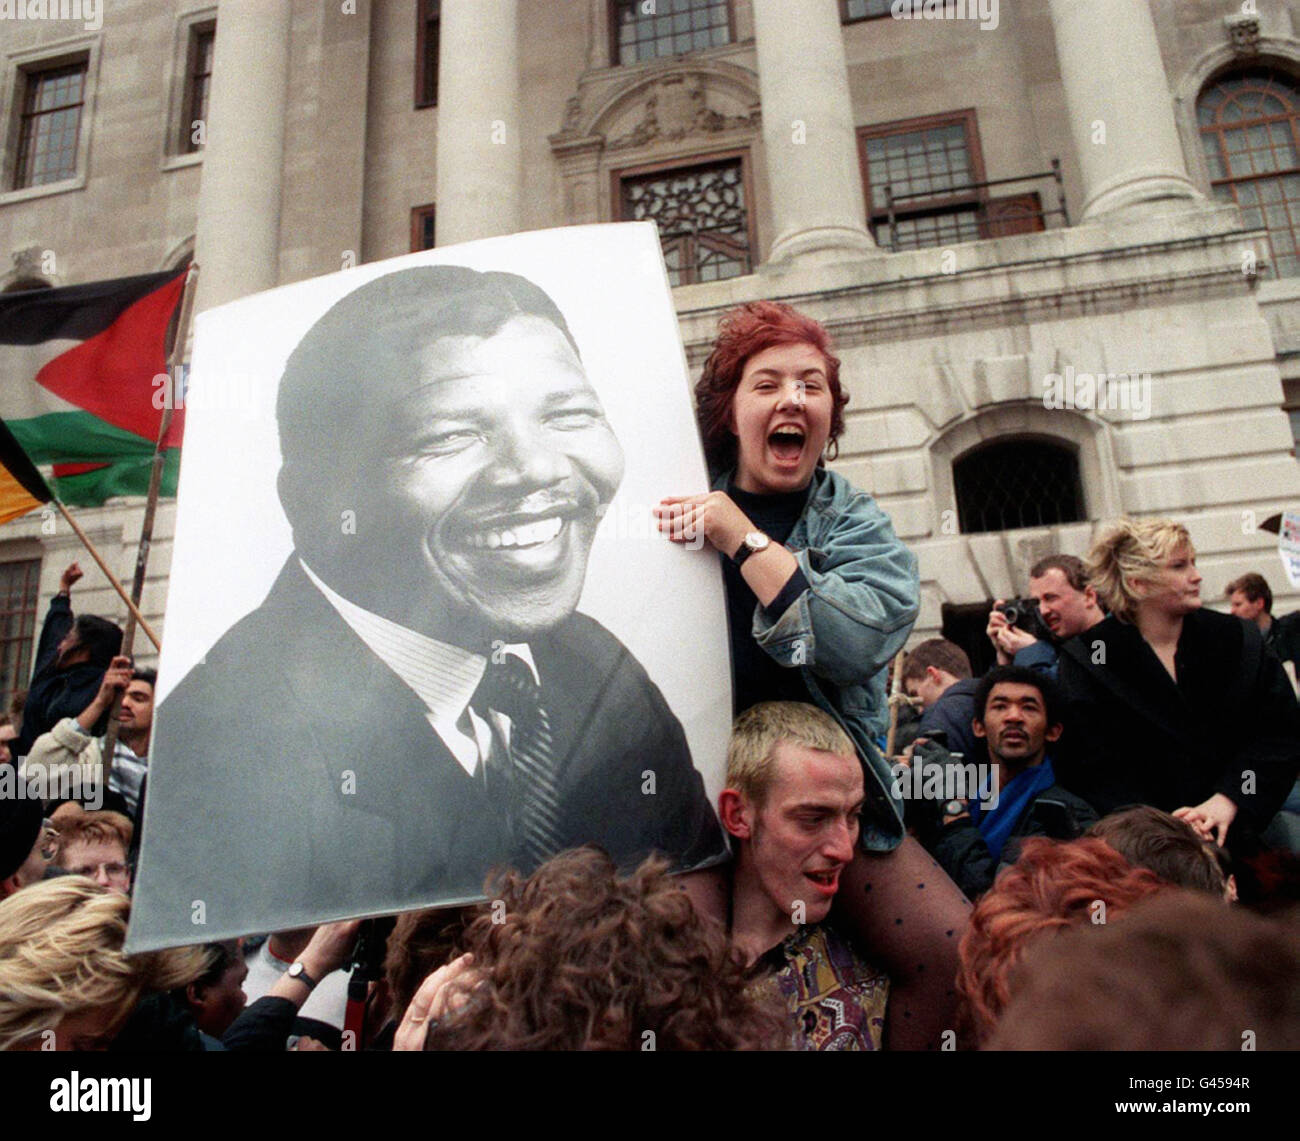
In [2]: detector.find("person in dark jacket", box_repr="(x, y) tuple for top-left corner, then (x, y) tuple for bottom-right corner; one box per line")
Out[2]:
(902, 637), (984, 768)
(912, 666), (1096, 900)
(15, 562), (122, 758)
(1055, 519), (1300, 855)
(1226, 571), (1300, 680)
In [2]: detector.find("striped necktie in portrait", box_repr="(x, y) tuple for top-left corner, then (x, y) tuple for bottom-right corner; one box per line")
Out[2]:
(472, 653), (565, 870)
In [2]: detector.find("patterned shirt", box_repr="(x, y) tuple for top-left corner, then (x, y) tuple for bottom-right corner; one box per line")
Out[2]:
(749, 924), (889, 1051)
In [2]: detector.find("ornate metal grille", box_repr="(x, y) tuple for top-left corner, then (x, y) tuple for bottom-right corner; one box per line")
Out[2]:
(953, 440), (1084, 535)
(621, 159), (750, 285)
(613, 0), (731, 65)
(1199, 69), (1300, 278)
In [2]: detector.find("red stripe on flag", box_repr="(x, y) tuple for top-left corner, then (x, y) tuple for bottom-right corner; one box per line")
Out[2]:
(52, 461), (110, 477)
(34, 272), (186, 446)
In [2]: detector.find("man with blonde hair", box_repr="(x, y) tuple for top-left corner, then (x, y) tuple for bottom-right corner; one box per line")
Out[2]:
(0, 878), (204, 1050)
(719, 701), (890, 1050)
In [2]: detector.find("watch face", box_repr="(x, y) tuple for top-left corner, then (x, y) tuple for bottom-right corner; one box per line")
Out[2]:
(745, 531), (769, 551)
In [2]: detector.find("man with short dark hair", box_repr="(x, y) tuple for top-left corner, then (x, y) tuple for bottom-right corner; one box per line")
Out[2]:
(1226, 571), (1300, 678)
(134, 265), (725, 938)
(14, 563), (123, 757)
(1089, 805), (1234, 901)
(986, 554), (1104, 676)
(24, 656), (154, 820)
(720, 701), (890, 1050)
(915, 666), (1097, 900)
(901, 638), (982, 766)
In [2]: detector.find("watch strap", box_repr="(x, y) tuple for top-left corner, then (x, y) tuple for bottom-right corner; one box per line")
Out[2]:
(287, 961), (318, 990)
(732, 532), (769, 568)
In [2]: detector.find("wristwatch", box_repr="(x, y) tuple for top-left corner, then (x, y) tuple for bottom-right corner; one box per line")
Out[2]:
(732, 531), (770, 567)
(941, 799), (967, 821)
(286, 961), (318, 991)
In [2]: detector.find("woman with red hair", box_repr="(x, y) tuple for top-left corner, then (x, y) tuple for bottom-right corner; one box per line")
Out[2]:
(956, 836), (1167, 1044)
(655, 300), (919, 851)
(657, 305), (971, 1053)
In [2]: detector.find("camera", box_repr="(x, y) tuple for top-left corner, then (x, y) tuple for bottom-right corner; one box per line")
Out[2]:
(995, 597), (1052, 641)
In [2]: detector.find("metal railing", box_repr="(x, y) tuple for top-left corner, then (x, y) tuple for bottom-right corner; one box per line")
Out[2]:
(880, 157), (1069, 252)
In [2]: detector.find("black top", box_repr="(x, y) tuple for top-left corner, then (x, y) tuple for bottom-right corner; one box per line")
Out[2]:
(1054, 609), (1300, 848)
(723, 480), (814, 715)
(16, 593), (111, 757)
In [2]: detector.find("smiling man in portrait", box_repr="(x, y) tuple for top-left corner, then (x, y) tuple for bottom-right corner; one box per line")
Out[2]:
(133, 265), (724, 937)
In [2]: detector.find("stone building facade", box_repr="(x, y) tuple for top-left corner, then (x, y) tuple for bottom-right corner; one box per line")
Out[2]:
(1, 0), (1299, 690)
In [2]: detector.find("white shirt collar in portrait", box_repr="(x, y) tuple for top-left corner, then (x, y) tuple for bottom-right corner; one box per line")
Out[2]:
(300, 559), (538, 778)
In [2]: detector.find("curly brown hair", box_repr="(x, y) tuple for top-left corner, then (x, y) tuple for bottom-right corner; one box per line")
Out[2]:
(422, 848), (785, 1051)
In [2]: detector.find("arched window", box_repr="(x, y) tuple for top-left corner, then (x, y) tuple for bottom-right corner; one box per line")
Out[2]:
(953, 439), (1084, 534)
(1198, 68), (1300, 278)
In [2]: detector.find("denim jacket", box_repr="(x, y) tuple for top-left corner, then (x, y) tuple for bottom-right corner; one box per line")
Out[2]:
(716, 466), (920, 850)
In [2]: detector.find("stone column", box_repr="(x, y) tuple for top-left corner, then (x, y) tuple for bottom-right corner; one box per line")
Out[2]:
(193, 0), (292, 313)
(751, 0), (877, 264)
(1048, 0), (1200, 219)
(435, 0), (522, 246)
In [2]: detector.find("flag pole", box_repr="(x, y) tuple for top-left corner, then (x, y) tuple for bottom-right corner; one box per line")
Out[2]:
(51, 499), (161, 648)
(98, 263), (199, 782)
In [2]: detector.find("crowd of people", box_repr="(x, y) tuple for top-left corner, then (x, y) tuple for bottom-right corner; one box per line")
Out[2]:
(0, 300), (1297, 1052)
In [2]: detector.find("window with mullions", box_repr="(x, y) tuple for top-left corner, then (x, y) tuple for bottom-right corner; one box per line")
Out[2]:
(619, 158), (751, 286)
(841, 0), (893, 21)
(612, 0), (732, 66)
(15, 61), (86, 189)
(1198, 69), (1300, 278)
(953, 439), (1084, 535)
(859, 114), (984, 252)
(0, 559), (40, 714)
(411, 204), (436, 251)
(416, 0), (440, 108)
(180, 21), (215, 154)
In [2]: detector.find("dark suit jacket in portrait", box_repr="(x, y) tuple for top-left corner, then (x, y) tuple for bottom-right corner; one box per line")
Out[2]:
(130, 559), (726, 943)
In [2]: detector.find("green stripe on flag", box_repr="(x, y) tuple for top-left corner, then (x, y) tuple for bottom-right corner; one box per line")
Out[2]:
(8, 410), (177, 505)
(9, 410), (155, 463)
(50, 449), (180, 505)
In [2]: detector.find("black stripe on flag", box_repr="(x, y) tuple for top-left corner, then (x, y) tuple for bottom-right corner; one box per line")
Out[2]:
(0, 268), (187, 346)
(0, 418), (52, 503)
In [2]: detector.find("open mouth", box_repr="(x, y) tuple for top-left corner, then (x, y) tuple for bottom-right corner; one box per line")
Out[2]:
(768, 427), (806, 464)
(805, 869), (841, 896)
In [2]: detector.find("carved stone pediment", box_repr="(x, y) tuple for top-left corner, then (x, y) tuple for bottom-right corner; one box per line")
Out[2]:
(547, 61), (760, 226)
(606, 73), (757, 151)
(550, 60), (761, 154)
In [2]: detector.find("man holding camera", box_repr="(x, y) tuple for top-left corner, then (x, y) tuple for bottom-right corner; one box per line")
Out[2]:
(986, 555), (1104, 676)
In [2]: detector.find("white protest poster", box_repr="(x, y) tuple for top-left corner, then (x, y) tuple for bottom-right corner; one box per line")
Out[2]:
(127, 223), (732, 950)
(1279, 510), (1300, 589)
